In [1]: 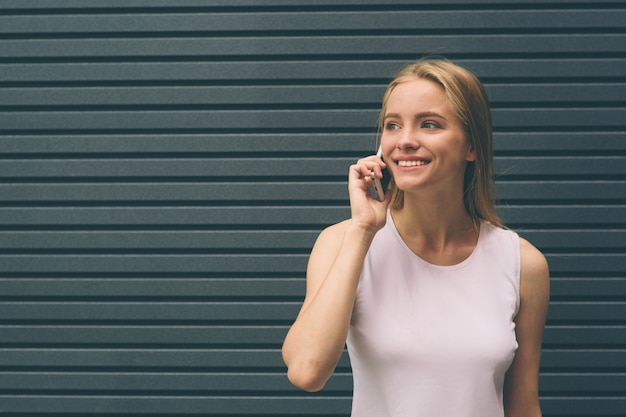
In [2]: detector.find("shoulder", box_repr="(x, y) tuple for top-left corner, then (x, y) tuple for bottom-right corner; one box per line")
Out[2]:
(307, 220), (351, 271)
(518, 237), (550, 304)
(519, 237), (549, 282)
(312, 220), (350, 251)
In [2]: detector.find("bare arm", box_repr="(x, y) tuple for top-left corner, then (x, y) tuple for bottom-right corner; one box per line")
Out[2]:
(282, 220), (375, 391)
(281, 155), (391, 392)
(504, 237), (550, 417)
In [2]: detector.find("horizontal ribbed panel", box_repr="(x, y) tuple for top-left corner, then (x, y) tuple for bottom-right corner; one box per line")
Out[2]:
(0, 1), (624, 415)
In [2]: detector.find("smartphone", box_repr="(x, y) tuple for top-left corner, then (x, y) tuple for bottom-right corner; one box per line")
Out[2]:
(370, 146), (390, 201)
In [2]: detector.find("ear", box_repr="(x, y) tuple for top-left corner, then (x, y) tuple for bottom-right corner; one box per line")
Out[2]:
(465, 144), (476, 162)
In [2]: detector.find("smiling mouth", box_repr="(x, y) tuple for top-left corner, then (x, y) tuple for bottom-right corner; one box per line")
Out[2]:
(397, 160), (430, 167)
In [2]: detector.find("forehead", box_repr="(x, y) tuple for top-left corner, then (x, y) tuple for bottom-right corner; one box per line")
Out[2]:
(385, 78), (452, 115)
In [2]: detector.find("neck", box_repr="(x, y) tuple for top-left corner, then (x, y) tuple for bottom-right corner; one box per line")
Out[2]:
(391, 190), (477, 248)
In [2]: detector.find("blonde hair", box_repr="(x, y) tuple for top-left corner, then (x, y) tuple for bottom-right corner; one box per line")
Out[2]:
(378, 59), (502, 228)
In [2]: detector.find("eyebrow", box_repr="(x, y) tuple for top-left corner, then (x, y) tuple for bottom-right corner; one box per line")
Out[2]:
(384, 111), (448, 121)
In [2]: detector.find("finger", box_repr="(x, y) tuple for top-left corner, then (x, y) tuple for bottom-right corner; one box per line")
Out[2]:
(356, 160), (385, 179)
(370, 165), (385, 179)
(361, 157), (386, 177)
(349, 163), (368, 181)
(348, 165), (374, 192)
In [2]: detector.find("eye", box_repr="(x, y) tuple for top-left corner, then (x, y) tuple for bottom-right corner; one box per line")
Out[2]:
(422, 121), (439, 129)
(385, 122), (401, 131)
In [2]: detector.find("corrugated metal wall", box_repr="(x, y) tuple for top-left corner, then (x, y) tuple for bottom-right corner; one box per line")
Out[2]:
(0, 0), (624, 415)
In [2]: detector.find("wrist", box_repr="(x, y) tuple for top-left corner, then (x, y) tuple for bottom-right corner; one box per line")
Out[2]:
(345, 220), (379, 243)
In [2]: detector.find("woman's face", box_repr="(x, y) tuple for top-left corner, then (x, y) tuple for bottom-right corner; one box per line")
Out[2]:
(380, 78), (475, 196)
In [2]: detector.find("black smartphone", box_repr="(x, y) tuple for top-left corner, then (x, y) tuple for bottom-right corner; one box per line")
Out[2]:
(370, 146), (391, 201)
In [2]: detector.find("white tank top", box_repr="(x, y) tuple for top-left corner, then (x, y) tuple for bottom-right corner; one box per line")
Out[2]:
(347, 211), (520, 417)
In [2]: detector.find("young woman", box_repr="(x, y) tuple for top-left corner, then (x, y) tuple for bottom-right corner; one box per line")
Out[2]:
(282, 59), (550, 417)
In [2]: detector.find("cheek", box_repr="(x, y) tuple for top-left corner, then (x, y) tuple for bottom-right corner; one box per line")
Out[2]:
(380, 136), (395, 160)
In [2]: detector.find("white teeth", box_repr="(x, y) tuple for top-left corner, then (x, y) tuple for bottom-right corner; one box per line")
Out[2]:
(397, 160), (429, 167)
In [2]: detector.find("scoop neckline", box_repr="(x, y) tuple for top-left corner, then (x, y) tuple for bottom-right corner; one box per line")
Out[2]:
(386, 210), (485, 271)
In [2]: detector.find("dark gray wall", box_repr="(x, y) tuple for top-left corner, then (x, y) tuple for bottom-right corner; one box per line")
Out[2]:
(0, 0), (625, 415)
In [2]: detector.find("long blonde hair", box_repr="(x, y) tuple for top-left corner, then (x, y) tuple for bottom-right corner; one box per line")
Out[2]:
(378, 59), (502, 227)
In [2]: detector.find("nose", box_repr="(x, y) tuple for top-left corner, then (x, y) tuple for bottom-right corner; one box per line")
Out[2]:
(396, 126), (420, 151)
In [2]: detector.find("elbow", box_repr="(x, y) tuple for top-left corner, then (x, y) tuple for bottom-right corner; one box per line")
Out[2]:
(286, 360), (331, 392)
